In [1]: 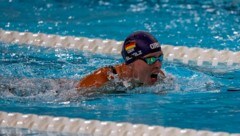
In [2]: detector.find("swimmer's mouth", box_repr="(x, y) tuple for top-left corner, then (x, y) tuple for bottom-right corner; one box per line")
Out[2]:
(151, 73), (158, 79)
(150, 73), (158, 83)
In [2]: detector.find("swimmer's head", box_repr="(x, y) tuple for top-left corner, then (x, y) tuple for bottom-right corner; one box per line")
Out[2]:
(121, 31), (161, 65)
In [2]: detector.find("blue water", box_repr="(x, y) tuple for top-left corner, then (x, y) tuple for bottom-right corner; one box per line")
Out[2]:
(0, 0), (240, 135)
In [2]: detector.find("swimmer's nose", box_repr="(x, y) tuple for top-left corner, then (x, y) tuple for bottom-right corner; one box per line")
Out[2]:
(153, 60), (162, 68)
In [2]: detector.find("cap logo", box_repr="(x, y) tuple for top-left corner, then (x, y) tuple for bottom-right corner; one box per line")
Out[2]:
(126, 56), (132, 61)
(125, 42), (136, 53)
(150, 42), (160, 50)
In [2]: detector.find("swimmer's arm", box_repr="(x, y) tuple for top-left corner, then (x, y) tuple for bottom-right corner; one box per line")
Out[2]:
(76, 67), (111, 90)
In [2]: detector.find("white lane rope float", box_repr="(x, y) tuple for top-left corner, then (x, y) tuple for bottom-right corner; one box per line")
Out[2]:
(0, 29), (240, 136)
(0, 29), (240, 66)
(0, 111), (238, 136)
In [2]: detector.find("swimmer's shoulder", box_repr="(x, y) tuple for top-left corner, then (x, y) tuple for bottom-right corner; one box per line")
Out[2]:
(76, 65), (119, 89)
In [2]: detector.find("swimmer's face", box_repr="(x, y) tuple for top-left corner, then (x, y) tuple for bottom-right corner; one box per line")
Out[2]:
(131, 51), (163, 85)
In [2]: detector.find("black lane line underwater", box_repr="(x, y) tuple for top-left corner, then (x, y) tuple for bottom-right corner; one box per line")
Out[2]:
(227, 88), (240, 92)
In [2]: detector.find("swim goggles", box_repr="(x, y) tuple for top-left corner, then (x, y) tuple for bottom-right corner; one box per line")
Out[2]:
(139, 54), (164, 65)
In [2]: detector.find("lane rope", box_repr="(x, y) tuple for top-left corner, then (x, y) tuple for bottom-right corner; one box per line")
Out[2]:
(1, 29), (239, 66)
(0, 111), (236, 136)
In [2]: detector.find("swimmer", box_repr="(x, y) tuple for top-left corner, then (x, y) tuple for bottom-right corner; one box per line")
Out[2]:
(76, 31), (165, 91)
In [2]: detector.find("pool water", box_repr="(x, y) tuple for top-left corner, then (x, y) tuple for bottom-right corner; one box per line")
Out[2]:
(0, 0), (240, 134)
(1, 0), (240, 50)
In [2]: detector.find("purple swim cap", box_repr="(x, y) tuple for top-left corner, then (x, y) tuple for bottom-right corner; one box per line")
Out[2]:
(121, 31), (161, 64)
